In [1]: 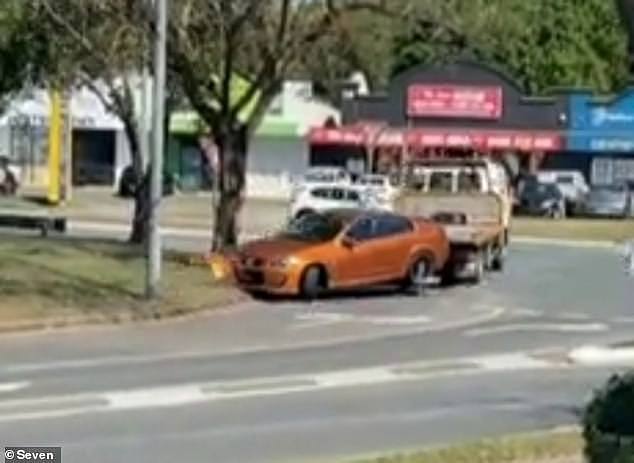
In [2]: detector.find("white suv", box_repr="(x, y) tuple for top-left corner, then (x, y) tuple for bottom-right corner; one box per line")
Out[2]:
(291, 167), (352, 199)
(289, 185), (375, 219)
(537, 170), (589, 213)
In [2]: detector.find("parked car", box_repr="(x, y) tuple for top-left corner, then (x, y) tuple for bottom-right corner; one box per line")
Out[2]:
(291, 167), (352, 200)
(233, 209), (450, 298)
(0, 156), (19, 196)
(536, 170), (589, 214)
(517, 180), (566, 218)
(580, 183), (631, 219)
(289, 185), (378, 219)
(118, 165), (176, 198)
(355, 173), (401, 208)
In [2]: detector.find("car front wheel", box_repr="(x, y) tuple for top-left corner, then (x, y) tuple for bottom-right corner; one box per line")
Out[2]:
(300, 265), (326, 300)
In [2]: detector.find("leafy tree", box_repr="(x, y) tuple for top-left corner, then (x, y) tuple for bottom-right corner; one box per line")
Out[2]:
(298, 7), (398, 100)
(393, 0), (629, 94)
(36, 0), (160, 243)
(168, 0), (391, 250)
(0, 1), (48, 111)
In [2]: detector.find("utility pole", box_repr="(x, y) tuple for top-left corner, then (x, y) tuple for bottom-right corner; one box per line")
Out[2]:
(146, 0), (167, 298)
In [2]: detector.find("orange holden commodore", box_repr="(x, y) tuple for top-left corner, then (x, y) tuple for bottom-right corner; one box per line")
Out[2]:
(233, 209), (450, 298)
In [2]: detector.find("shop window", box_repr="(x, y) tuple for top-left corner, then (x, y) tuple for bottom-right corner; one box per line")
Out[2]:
(614, 159), (634, 184)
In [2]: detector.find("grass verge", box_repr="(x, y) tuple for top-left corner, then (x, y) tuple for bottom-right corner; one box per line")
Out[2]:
(512, 217), (634, 243)
(0, 235), (241, 328)
(349, 429), (582, 463)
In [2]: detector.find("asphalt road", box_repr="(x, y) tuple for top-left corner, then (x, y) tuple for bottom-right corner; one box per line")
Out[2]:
(0, 242), (632, 462)
(0, 366), (622, 463)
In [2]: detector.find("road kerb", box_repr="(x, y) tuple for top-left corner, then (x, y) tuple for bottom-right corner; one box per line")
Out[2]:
(513, 236), (618, 249)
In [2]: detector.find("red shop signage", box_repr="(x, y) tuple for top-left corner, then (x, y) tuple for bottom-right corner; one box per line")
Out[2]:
(308, 127), (367, 145)
(406, 130), (562, 152)
(407, 85), (503, 119)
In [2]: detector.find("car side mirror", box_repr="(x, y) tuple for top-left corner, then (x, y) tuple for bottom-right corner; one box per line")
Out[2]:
(341, 236), (356, 249)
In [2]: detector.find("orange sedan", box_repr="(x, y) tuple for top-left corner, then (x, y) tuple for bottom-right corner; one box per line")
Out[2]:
(233, 209), (450, 298)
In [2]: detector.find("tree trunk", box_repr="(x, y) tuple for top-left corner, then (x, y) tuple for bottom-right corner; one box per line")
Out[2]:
(122, 117), (147, 244)
(212, 125), (248, 251)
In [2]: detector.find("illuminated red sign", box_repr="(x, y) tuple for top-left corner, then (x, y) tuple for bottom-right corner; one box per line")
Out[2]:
(407, 85), (503, 119)
(406, 130), (562, 151)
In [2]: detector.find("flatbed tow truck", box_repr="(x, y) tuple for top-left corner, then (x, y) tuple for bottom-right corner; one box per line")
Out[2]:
(393, 192), (507, 284)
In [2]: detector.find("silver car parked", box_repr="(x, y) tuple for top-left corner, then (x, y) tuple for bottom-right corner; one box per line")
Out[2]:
(581, 183), (631, 219)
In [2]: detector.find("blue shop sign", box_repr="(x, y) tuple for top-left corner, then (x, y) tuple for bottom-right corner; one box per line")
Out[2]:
(568, 90), (634, 152)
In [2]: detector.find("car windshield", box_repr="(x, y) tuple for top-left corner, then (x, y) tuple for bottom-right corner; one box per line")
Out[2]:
(525, 183), (559, 196)
(556, 175), (574, 184)
(281, 212), (345, 242)
(304, 172), (336, 183)
(359, 177), (385, 187)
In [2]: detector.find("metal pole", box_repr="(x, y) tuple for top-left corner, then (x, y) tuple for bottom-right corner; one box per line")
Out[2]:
(146, 0), (167, 298)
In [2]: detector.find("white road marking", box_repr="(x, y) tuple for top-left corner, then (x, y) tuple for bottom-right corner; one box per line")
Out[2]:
(292, 312), (432, 329)
(611, 317), (634, 324)
(508, 308), (543, 318)
(106, 385), (208, 410)
(464, 323), (609, 337)
(568, 345), (634, 366)
(0, 349), (565, 423)
(475, 353), (555, 371)
(557, 312), (592, 321)
(0, 382), (30, 393)
(316, 368), (400, 387)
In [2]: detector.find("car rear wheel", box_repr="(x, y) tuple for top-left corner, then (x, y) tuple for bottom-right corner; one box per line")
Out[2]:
(403, 256), (431, 295)
(300, 265), (326, 300)
(295, 209), (314, 220)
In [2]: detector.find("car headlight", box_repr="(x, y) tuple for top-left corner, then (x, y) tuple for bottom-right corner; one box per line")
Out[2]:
(269, 256), (300, 269)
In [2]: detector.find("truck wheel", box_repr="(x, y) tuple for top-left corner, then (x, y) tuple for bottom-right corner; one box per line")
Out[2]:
(440, 265), (456, 287)
(483, 245), (495, 270)
(491, 250), (505, 272)
(470, 251), (485, 285)
(300, 265), (326, 300)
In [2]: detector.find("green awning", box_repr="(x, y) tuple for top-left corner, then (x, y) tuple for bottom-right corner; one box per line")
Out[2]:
(170, 111), (299, 138)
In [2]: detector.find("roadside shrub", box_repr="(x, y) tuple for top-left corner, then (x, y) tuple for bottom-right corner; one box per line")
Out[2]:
(583, 372), (634, 463)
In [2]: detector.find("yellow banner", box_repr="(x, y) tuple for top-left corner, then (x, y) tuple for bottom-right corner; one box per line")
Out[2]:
(47, 90), (62, 204)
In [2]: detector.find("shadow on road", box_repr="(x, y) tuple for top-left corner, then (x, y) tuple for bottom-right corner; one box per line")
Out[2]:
(246, 284), (445, 304)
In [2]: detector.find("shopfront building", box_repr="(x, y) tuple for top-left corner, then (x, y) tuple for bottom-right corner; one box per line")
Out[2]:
(309, 60), (569, 180)
(566, 89), (634, 186)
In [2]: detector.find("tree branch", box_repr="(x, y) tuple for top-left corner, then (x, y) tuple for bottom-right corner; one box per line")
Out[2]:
(229, 0), (292, 123)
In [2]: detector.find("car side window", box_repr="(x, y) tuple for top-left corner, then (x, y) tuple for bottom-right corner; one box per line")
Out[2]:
(376, 215), (413, 238)
(311, 188), (331, 199)
(346, 217), (377, 241)
(331, 188), (346, 201)
(347, 189), (361, 202)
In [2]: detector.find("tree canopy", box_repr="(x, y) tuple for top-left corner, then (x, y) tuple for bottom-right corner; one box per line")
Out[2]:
(0, 1), (48, 109)
(392, 0), (630, 94)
